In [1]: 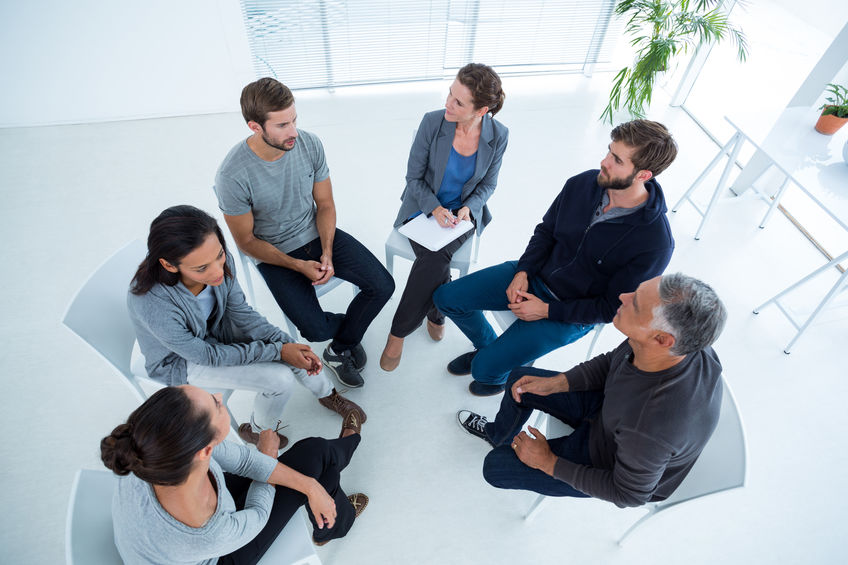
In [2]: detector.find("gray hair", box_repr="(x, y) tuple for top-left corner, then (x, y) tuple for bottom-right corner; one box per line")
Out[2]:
(651, 273), (727, 355)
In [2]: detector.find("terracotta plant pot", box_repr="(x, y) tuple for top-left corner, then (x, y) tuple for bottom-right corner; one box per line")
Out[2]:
(814, 108), (848, 135)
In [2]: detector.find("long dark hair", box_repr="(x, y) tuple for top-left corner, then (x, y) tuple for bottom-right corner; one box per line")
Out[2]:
(131, 205), (232, 295)
(100, 387), (216, 486)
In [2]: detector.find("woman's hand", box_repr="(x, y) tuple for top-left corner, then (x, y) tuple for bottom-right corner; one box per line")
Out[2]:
(280, 343), (323, 375)
(256, 429), (280, 457)
(431, 205), (458, 228)
(456, 206), (471, 222)
(306, 481), (337, 529)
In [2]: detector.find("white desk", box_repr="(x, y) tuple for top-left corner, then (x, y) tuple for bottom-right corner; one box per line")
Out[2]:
(675, 106), (848, 352)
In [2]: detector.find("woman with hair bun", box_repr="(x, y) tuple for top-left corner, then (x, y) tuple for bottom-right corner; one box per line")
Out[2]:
(128, 205), (364, 447)
(381, 63), (509, 371)
(101, 385), (367, 564)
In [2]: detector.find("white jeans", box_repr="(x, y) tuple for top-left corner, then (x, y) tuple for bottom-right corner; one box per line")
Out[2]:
(187, 362), (334, 430)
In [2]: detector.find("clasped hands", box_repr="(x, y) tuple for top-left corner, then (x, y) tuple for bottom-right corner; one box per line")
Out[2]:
(280, 343), (322, 375)
(299, 252), (334, 286)
(505, 271), (549, 321)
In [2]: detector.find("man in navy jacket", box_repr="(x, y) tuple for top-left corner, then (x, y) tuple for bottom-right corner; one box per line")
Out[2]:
(433, 120), (677, 396)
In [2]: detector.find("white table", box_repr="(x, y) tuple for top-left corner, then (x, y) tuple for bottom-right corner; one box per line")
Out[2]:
(674, 106), (848, 352)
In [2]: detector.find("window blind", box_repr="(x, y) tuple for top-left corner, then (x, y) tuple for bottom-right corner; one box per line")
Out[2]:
(240, 0), (619, 89)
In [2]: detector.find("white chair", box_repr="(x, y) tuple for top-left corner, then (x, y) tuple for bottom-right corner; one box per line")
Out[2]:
(65, 468), (321, 565)
(491, 310), (606, 362)
(384, 227), (478, 278)
(62, 239), (239, 431)
(236, 247), (355, 340)
(524, 376), (747, 547)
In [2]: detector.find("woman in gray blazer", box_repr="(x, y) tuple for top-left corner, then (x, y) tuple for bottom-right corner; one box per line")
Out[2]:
(381, 63), (509, 371)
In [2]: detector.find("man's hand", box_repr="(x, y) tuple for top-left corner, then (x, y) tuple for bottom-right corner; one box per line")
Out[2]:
(456, 206), (471, 222)
(506, 271), (529, 303)
(432, 205), (458, 228)
(512, 426), (557, 476)
(306, 481), (337, 529)
(511, 373), (568, 403)
(508, 290), (549, 321)
(313, 252), (334, 285)
(297, 260), (327, 283)
(257, 429), (280, 457)
(281, 343), (323, 375)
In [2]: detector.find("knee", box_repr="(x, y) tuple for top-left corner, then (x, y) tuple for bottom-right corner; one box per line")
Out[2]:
(297, 318), (338, 343)
(432, 282), (455, 312)
(470, 348), (509, 384)
(360, 267), (395, 301)
(505, 368), (525, 390)
(282, 437), (331, 478)
(482, 448), (512, 488)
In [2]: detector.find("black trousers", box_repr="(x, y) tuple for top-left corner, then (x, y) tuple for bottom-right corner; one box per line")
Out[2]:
(390, 226), (474, 338)
(219, 434), (361, 565)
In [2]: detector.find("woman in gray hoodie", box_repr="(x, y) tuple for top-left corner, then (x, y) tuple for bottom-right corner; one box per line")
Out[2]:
(127, 205), (365, 446)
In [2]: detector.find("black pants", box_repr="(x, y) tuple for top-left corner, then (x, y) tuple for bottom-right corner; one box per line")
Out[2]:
(390, 226), (474, 338)
(257, 228), (395, 351)
(219, 434), (361, 565)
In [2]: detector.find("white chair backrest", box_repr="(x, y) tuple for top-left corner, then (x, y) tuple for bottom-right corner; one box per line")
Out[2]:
(62, 240), (147, 380)
(65, 469), (122, 565)
(660, 376), (747, 506)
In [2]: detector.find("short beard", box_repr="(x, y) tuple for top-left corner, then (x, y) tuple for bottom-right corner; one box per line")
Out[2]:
(597, 168), (638, 191)
(261, 133), (296, 152)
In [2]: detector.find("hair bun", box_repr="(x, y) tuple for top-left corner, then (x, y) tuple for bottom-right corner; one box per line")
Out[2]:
(101, 423), (141, 476)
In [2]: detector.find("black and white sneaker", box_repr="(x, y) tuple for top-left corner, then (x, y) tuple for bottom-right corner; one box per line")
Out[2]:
(457, 410), (492, 445)
(323, 346), (364, 388)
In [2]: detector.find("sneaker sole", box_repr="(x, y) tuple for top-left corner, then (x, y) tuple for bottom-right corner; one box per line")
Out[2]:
(323, 361), (365, 388)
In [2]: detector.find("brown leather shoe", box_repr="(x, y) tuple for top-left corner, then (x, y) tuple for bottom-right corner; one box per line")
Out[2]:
(379, 334), (403, 371)
(318, 388), (367, 423)
(427, 319), (445, 341)
(339, 410), (362, 438)
(237, 423), (289, 449)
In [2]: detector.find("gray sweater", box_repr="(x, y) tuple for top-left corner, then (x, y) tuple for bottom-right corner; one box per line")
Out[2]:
(112, 441), (278, 564)
(554, 340), (723, 508)
(127, 254), (294, 386)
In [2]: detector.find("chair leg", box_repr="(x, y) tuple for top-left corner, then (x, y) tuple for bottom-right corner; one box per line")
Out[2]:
(617, 505), (658, 546)
(524, 494), (548, 521)
(385, 247), (395, 276)
(585, 324), (604, 361)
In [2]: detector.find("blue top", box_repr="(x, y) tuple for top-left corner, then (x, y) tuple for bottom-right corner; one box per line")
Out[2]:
(437, 146), (477, 210)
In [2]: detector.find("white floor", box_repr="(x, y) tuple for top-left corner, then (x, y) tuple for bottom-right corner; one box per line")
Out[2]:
(1, 74), (846, 564)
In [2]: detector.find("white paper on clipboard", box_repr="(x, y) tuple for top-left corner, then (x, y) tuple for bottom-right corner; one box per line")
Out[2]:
(397, 214), (474, 252)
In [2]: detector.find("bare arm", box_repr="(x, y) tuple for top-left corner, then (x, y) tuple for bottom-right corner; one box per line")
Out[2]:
(224, 210), (300, 270)
(311, 177), (336, 285)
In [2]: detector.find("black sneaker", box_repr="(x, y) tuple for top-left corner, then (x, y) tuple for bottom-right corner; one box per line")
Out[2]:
(456, 410), (493, 445)
(323, 346), (364, 388)
(447, 350), (477, 375)
(469, 380), (506, 397)
(351, 342), (367, 370)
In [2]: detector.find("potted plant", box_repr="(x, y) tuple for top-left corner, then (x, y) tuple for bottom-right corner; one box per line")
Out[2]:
(601, 0), (748, 123)
(815, 83), (848, 135)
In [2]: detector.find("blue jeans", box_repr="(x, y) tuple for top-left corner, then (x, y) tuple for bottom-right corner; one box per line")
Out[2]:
(481, 367), (603, 497)
(432, 261), (593, 385)
(257, 228), (395, 352)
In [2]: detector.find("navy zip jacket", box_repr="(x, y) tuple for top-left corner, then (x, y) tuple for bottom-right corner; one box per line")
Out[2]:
(516, 169), (674, 324)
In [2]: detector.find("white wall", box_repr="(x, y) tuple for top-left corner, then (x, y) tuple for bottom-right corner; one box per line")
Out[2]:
(0, 0), (254, 127)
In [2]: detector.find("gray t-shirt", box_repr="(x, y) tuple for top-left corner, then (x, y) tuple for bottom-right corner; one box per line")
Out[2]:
(112, 440), (278, 564)
(213, 130), (330, 253)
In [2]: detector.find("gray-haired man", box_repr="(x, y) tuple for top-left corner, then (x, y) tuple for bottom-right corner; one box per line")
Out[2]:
(457, 273), (727, 508)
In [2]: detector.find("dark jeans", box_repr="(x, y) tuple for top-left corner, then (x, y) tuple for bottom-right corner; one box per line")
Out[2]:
(481, 367), (603, 497)
(219, 434), (361, 565)
(257, 228), (394, 352)
(390, 228), (474, 337)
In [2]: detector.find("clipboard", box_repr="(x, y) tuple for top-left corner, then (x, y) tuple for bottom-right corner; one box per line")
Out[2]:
(397, 214), (474, 252)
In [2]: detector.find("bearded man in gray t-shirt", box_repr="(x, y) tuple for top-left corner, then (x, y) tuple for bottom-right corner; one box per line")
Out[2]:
(214, 78), (394, 389)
